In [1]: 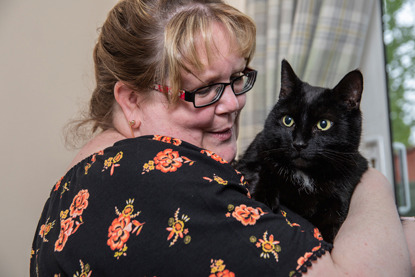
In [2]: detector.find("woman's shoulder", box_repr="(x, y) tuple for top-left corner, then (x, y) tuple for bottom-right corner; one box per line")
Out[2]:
(68, 130), (229, 170)
(62, 134), (229, 187)
(67, 129), (127, 170)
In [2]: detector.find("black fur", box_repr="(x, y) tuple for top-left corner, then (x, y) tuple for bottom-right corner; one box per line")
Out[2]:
(235, 60), (368, 243)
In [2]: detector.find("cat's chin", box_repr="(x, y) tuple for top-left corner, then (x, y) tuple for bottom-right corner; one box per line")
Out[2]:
(292, 158), (310, 169)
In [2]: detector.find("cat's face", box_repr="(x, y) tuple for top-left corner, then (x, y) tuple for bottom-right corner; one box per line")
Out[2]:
(261, 60), (363, 173)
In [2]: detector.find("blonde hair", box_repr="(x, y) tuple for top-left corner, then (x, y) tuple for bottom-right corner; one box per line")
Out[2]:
(68, 0), (256, 144)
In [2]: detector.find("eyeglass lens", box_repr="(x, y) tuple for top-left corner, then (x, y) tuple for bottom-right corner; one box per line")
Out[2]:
(194, 73), (254, 107)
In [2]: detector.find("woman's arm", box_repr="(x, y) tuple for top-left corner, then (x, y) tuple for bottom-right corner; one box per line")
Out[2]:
(306, 168), (412, 276)
(402, 217), (415, 273)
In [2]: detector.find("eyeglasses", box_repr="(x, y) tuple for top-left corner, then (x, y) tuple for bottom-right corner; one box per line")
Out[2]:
(152, 67), (257, 108)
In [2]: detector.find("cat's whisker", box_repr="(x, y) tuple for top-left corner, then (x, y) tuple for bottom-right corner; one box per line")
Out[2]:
(314, 150), (363, 178)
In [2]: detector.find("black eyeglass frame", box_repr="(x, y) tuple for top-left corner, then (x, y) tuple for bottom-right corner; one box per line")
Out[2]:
(152, 67), (257, 108)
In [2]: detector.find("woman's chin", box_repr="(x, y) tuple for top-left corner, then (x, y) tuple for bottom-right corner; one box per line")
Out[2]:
(216, 141), (237, 162)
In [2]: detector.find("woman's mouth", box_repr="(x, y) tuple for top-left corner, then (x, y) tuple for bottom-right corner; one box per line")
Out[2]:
(210, 128), (233, 141)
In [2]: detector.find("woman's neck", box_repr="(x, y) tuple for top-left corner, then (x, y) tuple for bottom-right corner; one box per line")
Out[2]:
(67, 129), (127, 170)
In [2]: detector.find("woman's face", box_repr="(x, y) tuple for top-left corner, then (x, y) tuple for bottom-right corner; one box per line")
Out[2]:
(137, 23), (247, 162)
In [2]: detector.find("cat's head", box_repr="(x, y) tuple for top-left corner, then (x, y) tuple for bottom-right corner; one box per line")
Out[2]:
(262, 59), (364, 174)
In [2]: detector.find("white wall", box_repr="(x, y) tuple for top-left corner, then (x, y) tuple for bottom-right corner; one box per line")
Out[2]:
(0, 1), (116, 276)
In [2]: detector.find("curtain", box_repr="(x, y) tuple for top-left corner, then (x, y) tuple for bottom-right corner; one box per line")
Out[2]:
(238, 0), (375, 153)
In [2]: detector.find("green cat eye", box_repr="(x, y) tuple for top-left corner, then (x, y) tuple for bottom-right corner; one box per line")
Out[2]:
(282, 115), (294, 127)
(317, 119), (333, 131)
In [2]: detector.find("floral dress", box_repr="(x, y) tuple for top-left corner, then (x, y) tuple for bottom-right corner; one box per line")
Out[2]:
(30, 135), (332, 277)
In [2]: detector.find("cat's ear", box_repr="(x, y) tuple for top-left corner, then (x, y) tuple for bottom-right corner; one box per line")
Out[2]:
(333, 69), (364, 110)
(280, 59), (299, 98)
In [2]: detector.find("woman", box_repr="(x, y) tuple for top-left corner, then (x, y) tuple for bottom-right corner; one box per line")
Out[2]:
(30, 0), (412, 276)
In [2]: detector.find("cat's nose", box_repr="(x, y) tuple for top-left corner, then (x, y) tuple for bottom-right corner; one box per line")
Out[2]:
(293, 141), (307, 151)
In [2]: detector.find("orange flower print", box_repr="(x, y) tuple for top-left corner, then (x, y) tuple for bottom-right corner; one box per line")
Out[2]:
(39, 217), (55, 242)
(54, 189), (89, 252)
(153, 135), (182, 146)
(53, 177), (70, 198)
(239, 175), (247, 185)
(91, 150), (104, 163)
(203, 174), (228, 185)
(107, 199), (145, 259)
(166, 208), (191, 247)
(233, 170), (251, 198)
(254, 231), (281, 262)
(59, 182), (70, 198)
(142, 149), (194, 174)
(84, 163), (91, 175)
(154, 149), (182, 173)
(73, 260), (92, 277)
(55, 218), (74, 252)
(85, 150), (103, 175)
(234, 169), (248, 186)
(313, 228), (323, 241)
(69, 189), (89, 217)
(53, 176), (63, 191)
(295, 245), (321, 271)
(107, 216), (131, 251)
(102, 151), (123, 176)
(280, 210), (301, 227)
(209, 259), (235, 277)
(200, 150), (227, 164)
(296, 252), (314, 271)
(231, 204), (267, 226)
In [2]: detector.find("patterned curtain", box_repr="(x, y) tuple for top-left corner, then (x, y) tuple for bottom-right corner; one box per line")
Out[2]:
(238, 0), (375, 153)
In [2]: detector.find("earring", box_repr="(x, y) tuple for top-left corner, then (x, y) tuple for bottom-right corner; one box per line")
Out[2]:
(128, 120), (136, 138)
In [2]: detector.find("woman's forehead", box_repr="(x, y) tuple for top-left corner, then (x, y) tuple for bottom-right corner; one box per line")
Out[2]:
(186, 22), (241, 70)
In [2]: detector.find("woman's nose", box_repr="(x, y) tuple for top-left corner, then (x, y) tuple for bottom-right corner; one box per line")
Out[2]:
(216, 86), (244, 114)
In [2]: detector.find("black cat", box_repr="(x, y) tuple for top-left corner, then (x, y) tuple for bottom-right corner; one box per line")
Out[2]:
(235, 60), (368, 243)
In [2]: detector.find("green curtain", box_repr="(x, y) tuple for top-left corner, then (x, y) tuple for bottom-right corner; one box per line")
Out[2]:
(238, 0), (375, 154)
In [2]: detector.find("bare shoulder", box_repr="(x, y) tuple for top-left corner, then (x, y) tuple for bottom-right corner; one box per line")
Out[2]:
(67, 129), (127, 170)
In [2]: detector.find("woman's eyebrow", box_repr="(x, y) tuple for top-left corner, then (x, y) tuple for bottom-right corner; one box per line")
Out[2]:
(199, 67), (246, 83)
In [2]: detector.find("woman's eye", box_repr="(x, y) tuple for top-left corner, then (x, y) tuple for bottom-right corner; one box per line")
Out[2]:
(232, 76), (243, 85)
(282, 115), (294, 127)
(317, 119), (333, 131)
(231, 72), (244, 80)
(196, 86), (217, 97)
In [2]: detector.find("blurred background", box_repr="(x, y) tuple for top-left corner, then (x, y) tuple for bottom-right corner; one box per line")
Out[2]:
(1, 0), (413, 276)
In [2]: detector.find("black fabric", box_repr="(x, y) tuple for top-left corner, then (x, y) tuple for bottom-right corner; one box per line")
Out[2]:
(30, 135), (332, 276)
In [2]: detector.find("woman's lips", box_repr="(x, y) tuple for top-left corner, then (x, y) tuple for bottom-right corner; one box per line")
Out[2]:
(210, 128), (233, 141)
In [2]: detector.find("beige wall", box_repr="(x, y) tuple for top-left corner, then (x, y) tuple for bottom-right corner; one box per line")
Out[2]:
(0, 1), (116, 276)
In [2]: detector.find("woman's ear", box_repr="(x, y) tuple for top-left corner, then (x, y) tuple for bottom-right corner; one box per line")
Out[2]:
(113, 81), (141, 130)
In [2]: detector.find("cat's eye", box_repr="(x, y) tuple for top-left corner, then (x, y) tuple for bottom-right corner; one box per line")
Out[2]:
(317, 119), (333, 131)
(282, 115), (294, 127)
